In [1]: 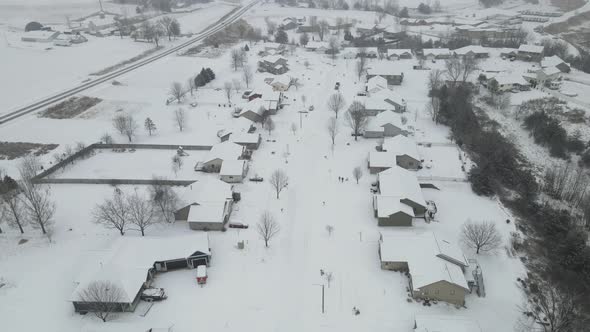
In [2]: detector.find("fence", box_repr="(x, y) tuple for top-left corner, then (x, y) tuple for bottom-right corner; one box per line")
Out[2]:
(32, 143), (212, 185)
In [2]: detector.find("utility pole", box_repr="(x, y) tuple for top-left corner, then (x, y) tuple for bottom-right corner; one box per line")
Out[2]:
(313, 283), (326, 314)
(98, 0), (104, 12)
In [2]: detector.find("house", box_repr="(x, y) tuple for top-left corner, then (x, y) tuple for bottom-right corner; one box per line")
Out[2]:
(366, 63), (404, 85)
(523, 67), (561, 86)
(377, 166), (427, 216)
(21, 30), (60, 42)
(400, 18), (429, 26)
(342, 47), (379, 59)
(217, 117), (255, 142)
(175, 178), (234, 231)
(379, 230), (470, 305)
(363, 89), (407, 115)
(71, 234), (211, 314)
(500, 48), (518, 58)
(249, 85), (284, 112)
(220, 159), (248, 183)
(452, 45), (489, 58)
(196, 142), (244, 173)
(239, 99), (268, 123)
(263, 42), (285, 53)
(541, 55), (570, 73)
(356, 23), (376, 36)
(269, 75), (290, 92)
(305, 41), (329, 53)
(488, 74), (530, 92)
(297, 25), (319, 33)
(381, 136), (421, 170)
(368, 151), (396, 174)
(258, 55), (289, 75)
(387, 49), (413, 60)
(414, 315), (483, 332)
(366, 76), (388, 94)
(280, 17), (298, 30)
(517, 44), (544, 61)
(373, 195), (415, 226)
(230, 132), (261, 150)
(422, 48), (452, 60)
(364, 110), (410, 138)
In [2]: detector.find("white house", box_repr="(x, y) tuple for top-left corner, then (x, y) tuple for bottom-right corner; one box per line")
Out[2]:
(366, 63), (404, 85)
(381, 136), (421, 170)
(489, 74), (530, 92)
(387, 49), (413, 60)
(220, 159), (248, 183)
(364, 110), (410, 138)
(452, 45), (489, 58)
(377, 166), (427, 215)
(422, 48), (452, 60)
(196, 142), (244, 173)
(366, 76), (388, 94)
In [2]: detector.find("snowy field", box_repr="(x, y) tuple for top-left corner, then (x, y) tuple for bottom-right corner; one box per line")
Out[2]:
(4, 1), (587, 331)
(52, 149), (211, 180)
(0, 1), (237, 113)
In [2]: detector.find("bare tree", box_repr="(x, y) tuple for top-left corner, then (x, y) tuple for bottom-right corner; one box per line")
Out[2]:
(187, 77), (196, 96)
(158, 16), (174, 41)
(114, 114), (139, 142)
(304, 60), (310, 69)
(171, 155), (183, 176)
(224, 81), (233, 103)
(265, 18), (277, 36)
(328, 37), (339, 61)
(257, 211), (280, 248)
(170, 82), (184, 103)
(324, 272), (334, 288)
(356, 56), (367, 81)
(174, 108), (186, 132)
(18, 156), (55, 236)
(112, 114), (127, 135)
(288, 76), (302, 90)
(230, 48), (244, 71)
(100, 133), (113, 144)
(325, 224), (334, 236)
(149, 178), (180, 223)
(290, 123), (298, 135)
(345, 101), (368, 141)
(460, 220), (502, 254)
(144, 117), (156, 136)
(428, 69), (444, 92)
(242, 65), (253, 88)
(92, 189), (129, 236)
(352, 166), (363, 184)
(0, 189), (27, 234)
(127, 192), (156, 236)
(327, 117), (338, 147)
(264, 116), (275, 136)
(427, 97), (441, 124)
(232, 79), (242, 94)
(518, 280), (582, 332)
(77, 281), (124, 322)
(460, 57), (479, 83)
(318, 20), (329, 41)
(270, 169), (289, 199)
(301, 95), (307, 107)
(445, 58), (462, 86)
(327, 93), (346, 118)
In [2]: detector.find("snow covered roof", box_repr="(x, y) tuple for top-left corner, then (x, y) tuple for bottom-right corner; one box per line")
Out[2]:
(261, 55), (287, 64)
(518, 44), (544, 54)
(369, 151), (396, 168)
(188, 202), (226, 223)
(71, 234), (210, 302)
(372, 89), (405, 107)
(378, 166), (426, 208)
(375, 195), (415, 218)
(22, 30), (59, 39)
(205, 142), (243, 163)
(387, 49), (412, 57)
(422, 48), (451, 56)
(343, 47), (378, 55)
(379, 230), (469, 291)
(366, 110), (406, 132)
(541, 66), (562, 76)
(270, 75), (290, 87)
(356, 23), (375, 31)
(541, 55), (568, 68)
(239, 98), (268, 117)
(263, 42), (283, 49)
(452, 45), (489, 55)
(492, 74), (529, 86)
(381, 136), (420, 161)
(305, 41), (329, 49)
(179, 177), (233, 205)
(414, 315), (482, 332)
(366, 75), (388, 93)
(367, 63), (403, 76)
(220, 159), (246, 176)
(230, 132), (259, 144)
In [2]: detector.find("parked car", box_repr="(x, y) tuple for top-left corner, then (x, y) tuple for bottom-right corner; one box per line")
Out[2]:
(190, 102), (198, 107)
(141, 288), (167, 301)
(249, 175), (264, 182)
(242, 90), (253, 99)
(229, 221), (249, 229)
(334, 82), (340, 90)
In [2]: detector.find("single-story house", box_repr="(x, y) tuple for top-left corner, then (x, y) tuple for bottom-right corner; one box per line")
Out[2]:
(175, 178), (234, 223)
(297, 25), (319, 33)
(356, 23), (376, 35)
(500, 48), (518, 58)
(185, 202), (231, 231)
(239, 99), (268, 123)
(249, 85), (284, 113)
(280, 17), (298, 30)
(373, 195), (415, 226)
(341, 47), (379, 59)
(364, 110), (410, 139)
(21, 30), (60, 42)
(414, 315), (482, 332)
(378, 166), (427, 216)
(422, 48), (452, 60)
(523, 67), (561, 86)
(379, 230), (470, 305)
(366, 75), (388, 94)
(387, 49), (413, 60)
(541, 55), (570, 73)
(230, 132), (261, 150)
(305, 41), (329, 53)
(452, 45), (489, 58)
(517, 44), (544, 62)
(71, 234), (211, 314)
(258, 55), (289, 75)
(220, 159), (248, 183)
(366, 63), (404, 85)
(368, 151), (396, 174)
(196, 142), (244, 173)
(366, 89), (407, 114)
(400, 18), (429, 26)
(269, 75), (290, 92)
(488, 74), (530, 92)
(217, 117), (255, 142)
(381, 136), (421, 170)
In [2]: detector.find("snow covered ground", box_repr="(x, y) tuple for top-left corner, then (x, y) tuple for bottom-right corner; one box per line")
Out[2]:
(2, 2), (580, 332)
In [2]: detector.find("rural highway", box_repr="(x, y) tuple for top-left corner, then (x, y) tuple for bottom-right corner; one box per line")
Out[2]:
(0, 0), (260, 125)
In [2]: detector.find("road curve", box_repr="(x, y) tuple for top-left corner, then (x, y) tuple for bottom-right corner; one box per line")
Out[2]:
(0, 0), (260, 125)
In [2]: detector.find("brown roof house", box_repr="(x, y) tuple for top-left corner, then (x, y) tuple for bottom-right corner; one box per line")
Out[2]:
(379, 230), (471, 306)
